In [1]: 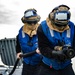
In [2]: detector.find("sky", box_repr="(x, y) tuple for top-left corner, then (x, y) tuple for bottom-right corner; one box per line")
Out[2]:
(0, 0), (75, 39)
(0, 0), (75, 71)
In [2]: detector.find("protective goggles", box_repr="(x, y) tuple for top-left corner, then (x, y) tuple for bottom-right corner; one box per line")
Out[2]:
(54, 11), (70, 21)
(26, 21), (37, 25)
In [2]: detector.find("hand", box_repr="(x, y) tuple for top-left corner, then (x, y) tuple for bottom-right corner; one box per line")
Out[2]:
(54, 46), (62, 51)
(17, 52), (22, 59)
(36, 48), (41, 54)
(52, 50), (66, 61)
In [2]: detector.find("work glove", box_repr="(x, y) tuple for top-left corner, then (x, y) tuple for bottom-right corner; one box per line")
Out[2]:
(52, 50), (66, 62)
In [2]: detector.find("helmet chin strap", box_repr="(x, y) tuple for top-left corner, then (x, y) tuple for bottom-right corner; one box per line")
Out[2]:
(50, 18), (68, 28)
(54, 21), (68, 27)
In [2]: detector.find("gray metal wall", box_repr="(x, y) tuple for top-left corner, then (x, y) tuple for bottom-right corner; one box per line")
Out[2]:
(0, 38), (22, 66)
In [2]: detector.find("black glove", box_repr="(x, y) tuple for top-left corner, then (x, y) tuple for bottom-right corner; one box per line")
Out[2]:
(52, 50), (66, 62)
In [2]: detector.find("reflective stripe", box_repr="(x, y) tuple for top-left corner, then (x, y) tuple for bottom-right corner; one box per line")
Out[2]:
(49, 29), (54, 37)
(67, 29), (70, 38)
(22, 31), (25, 38)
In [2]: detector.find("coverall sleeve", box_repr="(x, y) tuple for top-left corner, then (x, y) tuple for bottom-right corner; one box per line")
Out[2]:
(37, 25), (54, 58)
(16, 35), (21, 53)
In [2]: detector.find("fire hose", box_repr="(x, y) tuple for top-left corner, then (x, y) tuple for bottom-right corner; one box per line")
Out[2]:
(9, 50), (36, 75)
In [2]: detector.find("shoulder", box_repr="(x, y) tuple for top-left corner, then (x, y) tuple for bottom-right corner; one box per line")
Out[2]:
(41, 20), (47, 25)
(68, 21), (75, 29)
(37, 24), (42, 32)
(69, 21), (75, 26)
(18, 26), (23, 32)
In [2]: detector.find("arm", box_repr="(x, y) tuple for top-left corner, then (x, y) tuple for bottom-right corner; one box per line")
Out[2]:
(37, 25), (71, 61)
(37, 25), (54, 58)
(16, 35), (22, 59)
(16, 35), (21, 53)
